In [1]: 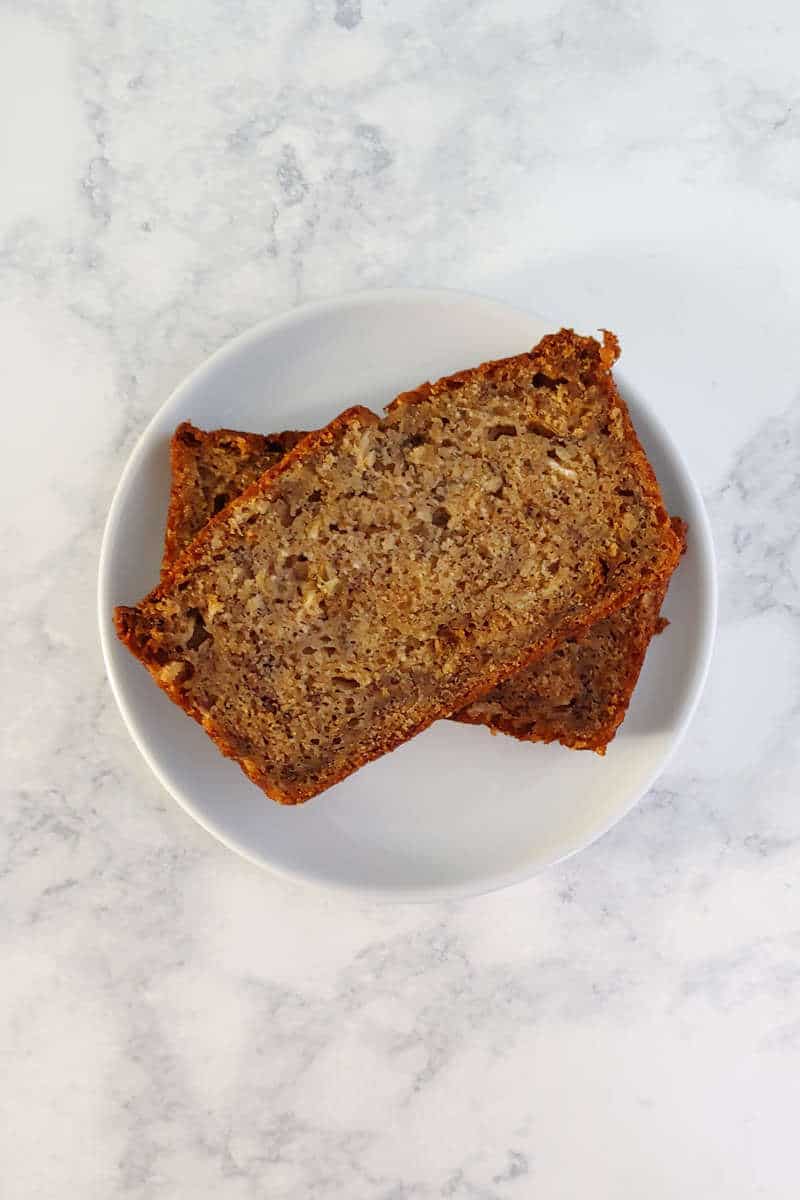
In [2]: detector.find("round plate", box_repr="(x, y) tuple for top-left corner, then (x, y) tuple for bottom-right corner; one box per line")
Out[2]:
(99, 288), (716, 900)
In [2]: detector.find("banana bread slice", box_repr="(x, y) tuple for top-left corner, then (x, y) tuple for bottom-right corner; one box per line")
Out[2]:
(115, 329), (682, 803)
(161, 430), (685, 753)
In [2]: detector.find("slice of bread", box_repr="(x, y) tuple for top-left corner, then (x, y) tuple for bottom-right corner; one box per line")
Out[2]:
(161, 430), (685, 753)
(115, 329), (682, 803)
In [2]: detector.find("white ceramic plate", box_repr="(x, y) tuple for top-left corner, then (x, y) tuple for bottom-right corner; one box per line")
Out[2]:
(99, 288), (716, 900)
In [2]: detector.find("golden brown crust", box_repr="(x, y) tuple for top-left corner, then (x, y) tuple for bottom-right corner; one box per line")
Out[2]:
(115, 336), (682, 804)
(388, 328), (620, 413)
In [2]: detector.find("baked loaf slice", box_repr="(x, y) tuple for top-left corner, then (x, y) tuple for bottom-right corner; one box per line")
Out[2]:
(163, 423), (304, 574)
(456, 519), (687, 751)
(115, 329), (682, 803)
(161, 429), (686, 753)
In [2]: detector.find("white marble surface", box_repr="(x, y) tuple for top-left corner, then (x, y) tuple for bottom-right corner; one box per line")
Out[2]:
(3, 0), (800, 1195)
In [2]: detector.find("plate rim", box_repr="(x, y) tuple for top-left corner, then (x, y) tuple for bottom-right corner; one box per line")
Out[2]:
(98, 286), (718, 902)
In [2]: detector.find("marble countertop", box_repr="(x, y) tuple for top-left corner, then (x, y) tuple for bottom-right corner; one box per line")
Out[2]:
(3, 1), (800, 1196)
